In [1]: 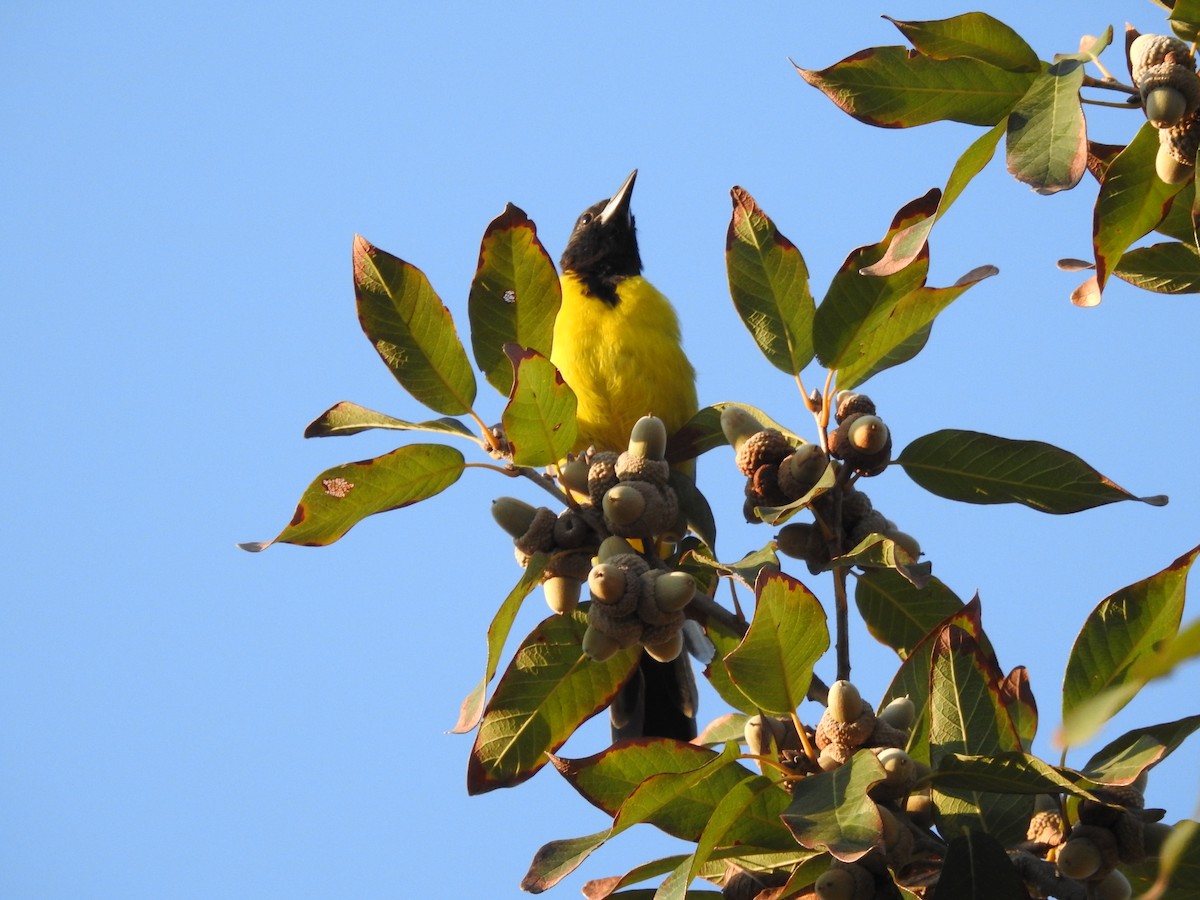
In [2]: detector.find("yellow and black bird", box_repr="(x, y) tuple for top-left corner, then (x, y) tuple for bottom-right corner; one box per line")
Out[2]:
(552, 170), (700, 742)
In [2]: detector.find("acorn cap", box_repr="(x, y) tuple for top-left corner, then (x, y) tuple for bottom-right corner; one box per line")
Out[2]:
(835, 391), (877, 423)
(735, 429), (792, 476)
(1131, 34), (1195, 86)
(615, 450), (670, 485)
(587, 602), (644, 648)
(553, 509), (593, 548)
(586, 451), (621, 506)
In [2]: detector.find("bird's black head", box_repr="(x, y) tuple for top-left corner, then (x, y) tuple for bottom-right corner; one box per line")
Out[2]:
(560, 169), (643, 305)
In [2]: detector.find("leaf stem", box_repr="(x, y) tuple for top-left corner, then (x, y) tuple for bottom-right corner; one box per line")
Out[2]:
(1081, 74), (1139, 96)
(469, 410), (506, 456)
(463, 461), (572, 506)
(789, 710), (821, 768)
(1080, 97), (1141, 109)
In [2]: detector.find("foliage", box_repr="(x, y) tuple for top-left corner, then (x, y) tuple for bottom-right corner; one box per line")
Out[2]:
(243, 7), (1200, 899)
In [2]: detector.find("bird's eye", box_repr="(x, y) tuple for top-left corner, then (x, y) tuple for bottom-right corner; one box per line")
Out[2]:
(579, 212), (594, 226)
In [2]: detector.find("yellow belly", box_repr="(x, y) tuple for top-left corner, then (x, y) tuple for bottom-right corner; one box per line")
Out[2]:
(551, 273), (698, 454)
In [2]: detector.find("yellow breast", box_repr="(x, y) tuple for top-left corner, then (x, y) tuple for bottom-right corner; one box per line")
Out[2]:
(551, 273), (698, 454)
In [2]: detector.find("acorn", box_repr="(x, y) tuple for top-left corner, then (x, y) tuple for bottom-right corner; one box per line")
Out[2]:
(829, 680), (865, 723)
(491, 496), (539, 540)
(543, 576), (582, 614)
(649, 570), (696, 612)
(595, 535), (637, 562)
(814, 863), (874, 900)
(627, 414), (668, 461)
(644, 629), (684, 663)
(582, 624), (622, 661)
(829, 414), (892, 476)
(777, 443), (828, 499)
(720, 406), (766, 454)
(886, 530), (921, 561)
(1094, 869), (1132, 900)
(602, 482), (648, 527)
(588, 562), (640, 615)
(905, 792), (935, 828)
(1057, 825), (1119, 881)
(877, 696), (915, 732)
(557, 456), (591, 495)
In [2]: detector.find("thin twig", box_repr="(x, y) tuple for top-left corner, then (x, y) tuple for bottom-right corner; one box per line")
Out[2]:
(1082, 74), (1139, 96)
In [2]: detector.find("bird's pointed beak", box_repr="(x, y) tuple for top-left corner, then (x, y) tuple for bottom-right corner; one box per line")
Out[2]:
(599, 169), (638, 227)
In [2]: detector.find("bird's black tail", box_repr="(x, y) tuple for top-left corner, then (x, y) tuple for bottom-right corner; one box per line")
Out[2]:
(610, 652), (698, 742)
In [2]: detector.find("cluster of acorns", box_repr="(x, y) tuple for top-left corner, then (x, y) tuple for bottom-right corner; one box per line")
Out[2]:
(491, 415), (697, 663)
(721, 395), (917, 574)
(745, 681), (930, 900)
(1021, 777), (1171, 900)
(1129, 33), (1200, 183)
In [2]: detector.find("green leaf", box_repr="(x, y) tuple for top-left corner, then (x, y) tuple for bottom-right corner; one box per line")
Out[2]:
(1128, 819), (1200, 900)
(855, 570), (964, 660)
(467, 204), (561, 396)
(702, 618), (758, 716)
(656, 774), (786, 900)
(928, 752), (1099, 801)
(885, 13), (1041, 72)
(499, 345), (578, 466)
(795, 47), (1036, 128)
(1171, 0), (1200, 43)
(814, 191), (995, 391)
(881, 596), (990, 766)
(724, 569), (829, 715)
(238, 443), (465, 551)
(520, 829), (613, 894)
(1073, 123), (1187, 306)
(999, 666), (1038, 752)
(780, 750), (886, 861)
(1134, 616), (1200, 680)
(451, 555), (548, 734)
(550, 740), (795, 848)
(929, 625), (1030, 845)
(1060, 545), (1200, 746)
(862, 120), (1005, 277)
(753, 460), (837, 527)
(725, 187), (815, 375)
(1114, 241), (1200, 293)
(1081, 715), (1200, 785)
(828, 533), (931, 589)
(353, 235), (477, 415)
(670, 469), (717, 553)
(1005, 59), (1086, 194)
(668, 402), (805, 465)
(897, 429), (1168, 513)
(937, 831), (1027, 900)
(303, 400), (475, 441)
(685, 543), (780, 592)
(467, 607), (640, 794)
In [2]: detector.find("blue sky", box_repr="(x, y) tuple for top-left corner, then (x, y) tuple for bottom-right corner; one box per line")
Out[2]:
(4, 2), (1199, 897)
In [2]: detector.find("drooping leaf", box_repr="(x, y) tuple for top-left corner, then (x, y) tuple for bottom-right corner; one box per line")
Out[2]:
(863, 120), (1005, 277)
(724, 569), (829, 715)
(353, 235), (477, 414)
(550, 740), (795, 848)
(937, 832), (1027, 900)
(780, 750), (886, 861)
(814, 191), (994, 391)
(670, 469), (717, 553)
(795, 47), (1036, 128)
(1114, 241), (1200, 293)
(753, 460), (837, 527)
(303, 400), (475, 441)
(827, 533), (931, 589)
(1060, 545), (1200, 746)
(685, 543), (779, 593)
(1081, 715), (1200, 785)
(884, 13), (1041, 72)
(725, 187), (815, 375)
(999, 666), (1038, 752)
(467, 607), (640, 794)
(581, 849), (812, 899)
(238, 443), (465, 551)
(928, 752), (1099, 801)
(881, 596), (991, 766)
(1005, 59), (1086, 194)
(467, 204), (561, 396)
(855, 570), (964, 660)
(500, 344), (578, 466)
(897, 429), (1168, 513)
(1133, 616), (1200, 681)
(668, 402), (805, 465)
(929, 625), (1030, 845)
(1075, 123), (1187, 306)
(452, 555), (548, 734)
